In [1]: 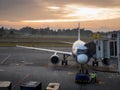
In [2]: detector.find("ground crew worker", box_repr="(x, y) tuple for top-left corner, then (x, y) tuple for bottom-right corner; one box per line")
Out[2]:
(90, 72), (94, 83)
(90, 72), (96, 83)
(93, 72), (97, 82)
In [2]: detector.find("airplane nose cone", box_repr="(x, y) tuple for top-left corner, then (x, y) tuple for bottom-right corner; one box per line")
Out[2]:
(77, 54), (88, 64)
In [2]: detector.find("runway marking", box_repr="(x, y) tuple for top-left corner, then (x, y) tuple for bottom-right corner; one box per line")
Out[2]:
(0, 54), (11, 64)
(12, 74), (30, 90)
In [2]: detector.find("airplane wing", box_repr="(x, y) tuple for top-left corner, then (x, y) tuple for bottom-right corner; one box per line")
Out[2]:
(16, 45), (72, 56)
(59, 41), (73, 44)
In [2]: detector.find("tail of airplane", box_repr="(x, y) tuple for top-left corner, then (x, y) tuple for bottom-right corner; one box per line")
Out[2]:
(78, 22), (80, 40)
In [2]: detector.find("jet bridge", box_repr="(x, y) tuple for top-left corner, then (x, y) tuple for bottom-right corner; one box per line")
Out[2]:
(94, 32), (117, 65)
(95, 31), (120, 74)
(96, 39), (110, 59)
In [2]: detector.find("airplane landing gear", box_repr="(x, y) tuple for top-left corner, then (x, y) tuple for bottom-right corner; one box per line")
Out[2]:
(61, 54), (68, 66)
(62, 60), (68, 66)
(92, 61), (99, 66)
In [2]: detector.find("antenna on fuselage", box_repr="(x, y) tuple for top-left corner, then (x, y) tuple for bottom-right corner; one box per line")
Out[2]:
(78, 22), (80, 40)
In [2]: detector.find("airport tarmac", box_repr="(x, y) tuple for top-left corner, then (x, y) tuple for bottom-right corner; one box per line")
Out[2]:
(0, 47), (120, 90)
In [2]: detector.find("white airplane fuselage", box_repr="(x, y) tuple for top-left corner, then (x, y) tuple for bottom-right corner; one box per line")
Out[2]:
(16, 23), (90, 65)
(72, 40), (88, 64)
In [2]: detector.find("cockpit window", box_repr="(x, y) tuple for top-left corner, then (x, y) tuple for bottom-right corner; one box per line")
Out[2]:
(77, 49), (87, 54)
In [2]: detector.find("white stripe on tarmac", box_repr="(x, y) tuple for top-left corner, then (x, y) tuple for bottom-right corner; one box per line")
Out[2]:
(12, 74), (30, 90)
(0, 54), (11, 64)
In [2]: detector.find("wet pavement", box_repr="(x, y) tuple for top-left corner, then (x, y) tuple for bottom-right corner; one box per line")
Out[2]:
(0, 47), (120, 90)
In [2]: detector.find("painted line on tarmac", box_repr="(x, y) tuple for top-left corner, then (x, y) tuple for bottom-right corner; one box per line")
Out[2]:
(12, 74), (30, 90)
(0, 54), (11, 64)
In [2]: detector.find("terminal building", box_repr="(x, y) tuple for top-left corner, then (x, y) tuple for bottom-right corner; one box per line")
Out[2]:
(95, 31), (120, 73)
(95, 31), (117, 59)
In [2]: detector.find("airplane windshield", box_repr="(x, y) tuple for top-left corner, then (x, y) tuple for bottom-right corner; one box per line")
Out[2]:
(77, 49), (87, 54)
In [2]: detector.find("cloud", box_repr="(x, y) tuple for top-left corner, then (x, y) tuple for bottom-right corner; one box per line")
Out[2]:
(0, 0), (120, 21)
(0, 0), (42, 21)
(44, 0), (120, 8)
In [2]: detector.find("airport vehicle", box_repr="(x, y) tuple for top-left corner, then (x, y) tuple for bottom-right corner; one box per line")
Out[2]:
(16, 23), (96, 66)
(75, 73), (90, 84)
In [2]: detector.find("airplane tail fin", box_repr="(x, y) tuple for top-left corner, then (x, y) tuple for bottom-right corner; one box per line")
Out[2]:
(78, 23), (80, 40)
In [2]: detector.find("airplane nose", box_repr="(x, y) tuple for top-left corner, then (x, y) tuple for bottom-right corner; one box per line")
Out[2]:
(77, 54), (88, 64)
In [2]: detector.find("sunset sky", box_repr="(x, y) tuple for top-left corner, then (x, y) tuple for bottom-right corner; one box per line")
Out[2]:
(0, 0), (120, 32)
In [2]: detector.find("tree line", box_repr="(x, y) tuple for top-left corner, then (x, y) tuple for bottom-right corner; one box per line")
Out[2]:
(0, 26), (93, 38)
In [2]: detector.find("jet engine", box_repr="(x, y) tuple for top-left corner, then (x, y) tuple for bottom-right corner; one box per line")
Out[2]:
(50, 55), (59, 64)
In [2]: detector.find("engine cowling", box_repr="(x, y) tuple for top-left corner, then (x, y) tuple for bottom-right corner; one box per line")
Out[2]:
(50, 55), (59, 64)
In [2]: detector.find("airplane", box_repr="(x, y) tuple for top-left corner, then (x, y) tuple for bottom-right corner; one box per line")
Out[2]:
(16, 23), (96, 67)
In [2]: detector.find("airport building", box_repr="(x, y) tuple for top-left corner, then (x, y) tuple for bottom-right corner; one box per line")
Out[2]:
(95, 31), (120, 73)
(95, 31), (118, 59)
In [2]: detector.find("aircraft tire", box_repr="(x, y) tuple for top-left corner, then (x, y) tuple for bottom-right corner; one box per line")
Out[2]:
(62, 60), (64, 65)
(96, 61), (98, 66)
(65, 61), (68, 66)
(61, 60), (68, 66)
(92, 61), (95, 66)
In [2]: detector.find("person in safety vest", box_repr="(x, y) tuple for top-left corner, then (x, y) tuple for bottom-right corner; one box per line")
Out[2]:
(90, 72), (96, 83)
